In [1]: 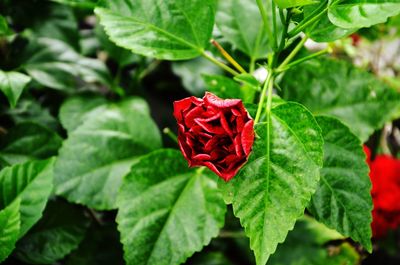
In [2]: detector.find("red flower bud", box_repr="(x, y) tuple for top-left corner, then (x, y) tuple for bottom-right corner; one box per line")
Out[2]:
(173, 92), (255, 181)
(364, 146), (400, 238)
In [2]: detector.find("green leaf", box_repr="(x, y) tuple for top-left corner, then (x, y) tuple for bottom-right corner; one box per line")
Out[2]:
(95, 25), (139, 67)
(328, 0), (400, 29)
(221, 102), (323, 265)
(117, 149), (226, 265)
(50, 0), (98, 9)
(0, 122), (62, 167)
(65, 223), (124, 265)
(309, 116), (372, 251)
(203, 74), (243, 98)
(268, 216), (360, 265)
(54, 98), (161, 210)
(304, 5), (357, 42)
(202, 74), (255, 102)
(0, 199), (21, 263)
(172, 57), (223, 96)
(95, 0), (217, 60)
(0, 71), (31, 108)
(274, 0), (318, 9)
(4, 98), (58, 130)
(14, 200), (90, 265)
(234, 74), (260, 89)
(0, 15), (11, 36)
(30, 3), (80, 50)
(59, 95), (108, 132)
(0, 158), (55, 238)
(281, 58), (400, 142)
(216, 0), (271, 59)
(22, 38), (113, 91)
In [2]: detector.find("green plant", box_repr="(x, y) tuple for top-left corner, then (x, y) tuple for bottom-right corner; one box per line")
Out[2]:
(1, 0), (400, 264)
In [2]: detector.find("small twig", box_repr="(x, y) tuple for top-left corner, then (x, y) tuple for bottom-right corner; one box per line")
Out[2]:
(202, 51), (240, 76)
(86, 208), (104, 226)
(210, 39), (247, 74)
(163, 127), (178, 144)
(0, 127), (8, 135)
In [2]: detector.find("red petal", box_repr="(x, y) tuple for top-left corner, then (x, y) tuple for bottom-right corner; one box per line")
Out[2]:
(194, 113), (225, 134)
(193, 154), (211, 160)
(173, 97), (194, 121)
(236, 115), (244, 132)
(241, 120), (254, 156)
(204, 92), (241, 108)
(231, 108), (241, 116)
(233, 136), (243, 156)
(220, 154), (239, 165)
(184, 106), (204, 127)
(178, 135), (192, 163)
(220, 112), (233, 136)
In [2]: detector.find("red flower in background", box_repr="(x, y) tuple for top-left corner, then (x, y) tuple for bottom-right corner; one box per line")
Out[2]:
(350, 33), (362, 47)
(365, 146), (400, 238)
(173, 92), (255, 181)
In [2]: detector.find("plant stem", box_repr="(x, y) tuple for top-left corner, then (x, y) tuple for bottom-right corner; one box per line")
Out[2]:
(278, 9), (291, 52)
(271, 0), (278, 50)
(249, 56), (256, 73)
(201, 50), (240, 76)
(276, 46), (332, 72)
(287, 1), (328, 37)
(211, 39), (247, 74)
(163, 128), (178, 144)
(278, 36), (308, 70)
(255, 68), (274, 123)
(266, 75), (275, 114)
(138, 59), (161, 80)
(256, 0), (275, 50)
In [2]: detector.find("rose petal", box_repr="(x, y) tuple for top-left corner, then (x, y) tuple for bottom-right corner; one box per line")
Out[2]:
(220, 154), (239, 165)
(173, 97), (194, 121)
(185, 106), (204, 127)
(193, 154), (212, 161)
(231, 108), (241, 116)
(241, 120), (254, 156)
(202, 161), (226, 179)
(178, 124), (186, 133)
(194, 113), (225, 134)
(204, 92), (241, 108)
(210, 149), (226, 160)
(205, 137), (219, 152)
(233, 135), (243, 156)
(220, 112), (233, 136)
(236, 115), (244, 132)
(178, 135), (192, 163)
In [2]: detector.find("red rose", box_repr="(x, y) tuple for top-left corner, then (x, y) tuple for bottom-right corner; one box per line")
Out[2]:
(173, 92), (255, 181)
(364, 146), (400, 238)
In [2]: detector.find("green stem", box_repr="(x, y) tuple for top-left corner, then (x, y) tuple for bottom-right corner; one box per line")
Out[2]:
(266, 75), (275, 114)
(138, 60), (161, 80)
(276, 46), (331, 72)
(163, 128), (178, 144)
(255, 0), (275, 50)
(288, 1), (328, 37)
(278, 9), (291, 52)
(278, 36), (308, 70)
(201, 51), (240, 76)
(271, 0), (278, 50)
(255, 69), (274, 123)
(249, 56), (256, 73)
(211, 39), (247, 74)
